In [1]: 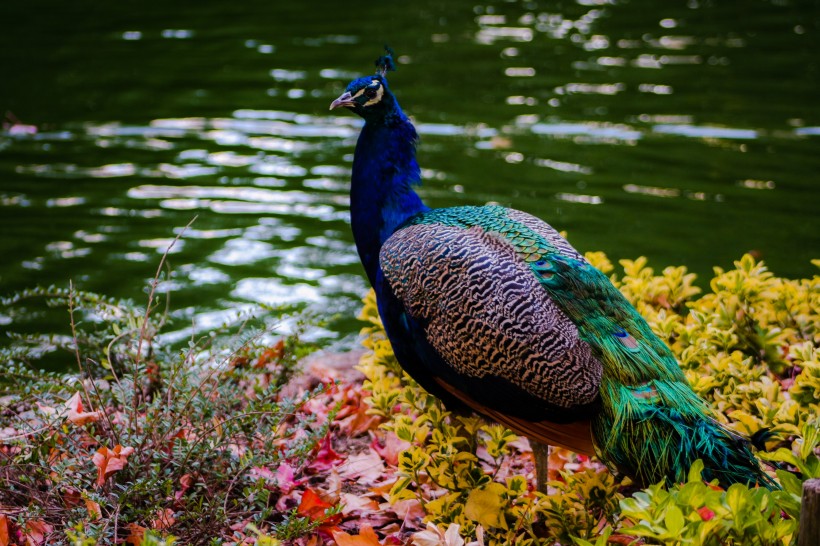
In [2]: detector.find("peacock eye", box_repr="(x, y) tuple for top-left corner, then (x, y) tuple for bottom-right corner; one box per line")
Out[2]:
(365, 87), (378, 99)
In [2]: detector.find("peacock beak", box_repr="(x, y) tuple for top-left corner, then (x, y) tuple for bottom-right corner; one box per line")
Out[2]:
(329, 91), (356, 110)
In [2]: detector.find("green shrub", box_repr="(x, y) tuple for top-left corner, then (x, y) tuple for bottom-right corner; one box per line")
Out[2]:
(0, 281), (329, 544)
(357, 254), (820, 545)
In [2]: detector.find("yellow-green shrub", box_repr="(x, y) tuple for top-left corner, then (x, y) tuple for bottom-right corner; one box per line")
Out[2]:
(356, 254), (819, 545)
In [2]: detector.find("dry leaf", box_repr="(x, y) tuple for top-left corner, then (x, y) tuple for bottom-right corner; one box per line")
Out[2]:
(62, 488), (82, 507)
(125, 523), (146, 546)
(152, 508), (175, 530)
(23, 519), (53, 546)
(332, 524), (383, 545)
(65, 392), (102, 425)
(297, 488), (342, 535)
(339, 492), (379, 515)
(390, 498), (424, 522)
(371, 432), (411, 467)
(309, 436), (343, 472)
(85, 499), (102, 520)
(337, 449), (385, 485)
(411, 522), (464, 546)
(92, 444), (135, 487)
(0, 515), (11, 546)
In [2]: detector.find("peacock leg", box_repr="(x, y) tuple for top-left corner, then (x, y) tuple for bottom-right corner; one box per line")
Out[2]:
(530, 438), (550, 494)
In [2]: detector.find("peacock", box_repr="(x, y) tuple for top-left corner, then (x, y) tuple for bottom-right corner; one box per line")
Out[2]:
(329, 51), (775, 490)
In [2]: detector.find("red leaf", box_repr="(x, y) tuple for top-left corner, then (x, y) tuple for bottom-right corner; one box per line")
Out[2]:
(255, 340), (286, 368)
(297, 489), (342, 536)
(371, 432), (410, 467)
(85, 499), (102, 521)
(697, 507), (716, 521)
(309, 436), (343, 472)
(297, 489), (332, 520)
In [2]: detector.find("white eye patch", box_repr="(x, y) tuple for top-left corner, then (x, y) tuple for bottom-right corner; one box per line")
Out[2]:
(351, 80), (384, 107)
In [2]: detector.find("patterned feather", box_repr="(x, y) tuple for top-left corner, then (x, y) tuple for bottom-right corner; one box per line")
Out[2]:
(330, 55), (775, 489)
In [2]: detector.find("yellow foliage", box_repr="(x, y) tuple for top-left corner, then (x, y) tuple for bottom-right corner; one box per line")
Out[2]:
(356, 254), (819, 545)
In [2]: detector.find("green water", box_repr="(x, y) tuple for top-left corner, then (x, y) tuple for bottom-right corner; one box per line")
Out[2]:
(1, 0), (818, 347)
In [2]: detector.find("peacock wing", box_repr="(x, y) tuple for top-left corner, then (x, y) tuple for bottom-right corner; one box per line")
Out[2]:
(379, 207), (604, 417)
(497, 207), (687, 385)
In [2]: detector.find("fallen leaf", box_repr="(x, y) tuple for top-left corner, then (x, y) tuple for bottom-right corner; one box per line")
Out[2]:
(92, 444), (135, 487)
(297, 488), (342, 536)
(255, 339), (285, 368)
(389, 498), (425, 522)
(297, 489), (333, 520)
(85, 498), (102, 520)
(62, 488), (82, 507)
(152, 508), (175, 530)
(332, 524), (383, 546)
(125, 523), (146, 546)
(335, 386), (380, 436)
(175, 473), (196, 501)
(411, 522), (464, 546)
(309, 436), (343, 472)
(274, 462), (301, 493)
(23, 519), (53, 546)
(339, 492), (379, 515)
(36, 402), (57, 416)
(0, 515), (11, 546)
(371, 432), (411, 467)
(368, 478), (399, 502)
(337, 449), (385, 485)
(65, 392), (102, 425)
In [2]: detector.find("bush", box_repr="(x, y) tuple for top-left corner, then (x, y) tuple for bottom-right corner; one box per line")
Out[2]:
(0, 279), (334, 544)
(356, 253), (820, 545)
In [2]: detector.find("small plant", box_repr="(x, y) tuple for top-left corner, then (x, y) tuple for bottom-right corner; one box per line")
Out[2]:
(0, 257), (331, 544)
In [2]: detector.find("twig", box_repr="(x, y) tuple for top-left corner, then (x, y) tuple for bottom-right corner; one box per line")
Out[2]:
(68, 280), (98, 427)
(131, 215), (197, 427)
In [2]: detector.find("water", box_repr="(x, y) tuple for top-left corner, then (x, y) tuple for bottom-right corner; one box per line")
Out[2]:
(1, 0), (818, 349)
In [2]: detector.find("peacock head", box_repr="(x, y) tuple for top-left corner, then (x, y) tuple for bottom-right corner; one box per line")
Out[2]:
(329, 51), (402, 123)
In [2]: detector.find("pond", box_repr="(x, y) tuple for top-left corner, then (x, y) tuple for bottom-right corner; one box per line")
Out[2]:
(1, 0), (818, 349)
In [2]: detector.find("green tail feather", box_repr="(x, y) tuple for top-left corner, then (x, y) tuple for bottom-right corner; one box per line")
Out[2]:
(592, 378), (778, 489)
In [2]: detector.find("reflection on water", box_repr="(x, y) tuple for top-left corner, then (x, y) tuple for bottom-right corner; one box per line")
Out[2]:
(0, 0), (818, 349)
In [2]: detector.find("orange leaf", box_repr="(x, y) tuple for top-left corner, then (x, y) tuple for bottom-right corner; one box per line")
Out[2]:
(125, 523), (146, 546)
(65, 392), (102, 426)
(297, 488), (342, 535)
(85, 499), (102, 521)
(0, 515), (11, 546)
(332, 524), (383, 546)
(23, 519), (53, 546)
(152, 508), (176, 530)
(92, 444), (135, 487)
(297, 489), (333, 520)
(255, 339), (285, 368)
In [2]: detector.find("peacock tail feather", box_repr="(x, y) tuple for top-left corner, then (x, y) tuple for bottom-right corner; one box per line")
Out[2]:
(389, 204), (776, 488)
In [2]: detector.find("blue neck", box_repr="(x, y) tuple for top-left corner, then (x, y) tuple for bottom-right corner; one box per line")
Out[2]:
(350, 115), (429, 286)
